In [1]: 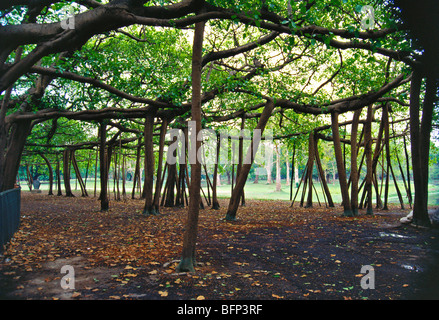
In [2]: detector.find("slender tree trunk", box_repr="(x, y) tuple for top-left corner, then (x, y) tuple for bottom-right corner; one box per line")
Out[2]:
(39, 153), (53, 195)
(350, 109), (361, 215)
(177, 127), (188, 208)
(291, 164), (307, 207)
(84, 150), (91, 190)
(94, 146), (98, 197)
(71, 150), (88, 197)
(314, 137), (334, 207)
(403, 135), (412, 207)
(56, 152), (62, 196)
(99, 122), (109, 211)
(275, 143), (282, 192)
(122, 153), (126, 201)
(115, 141), (121, 201)
(389, 158), (405, 209)
(225, 99), (275, 221)
(177, 21), (205, 273)
(331, 111), (352, 216)
(383, 104), (390, 210)
(211, 132), (220, 209)
(132, 138), (142, 199)
(289, 142), (296, 201)
(254, 165), (259, 184)
(305, 133), (315, 207)
(143, 112), (156, 215)
(364, 104), (374, 214)
(63, 149), (75, 197)
(153, 118), (168, 212)
(238, 116), (246, 205)
(25, 164), (33, 191)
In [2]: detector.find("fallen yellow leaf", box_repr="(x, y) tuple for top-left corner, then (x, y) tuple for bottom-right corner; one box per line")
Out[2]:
(158, 291), (168, 297)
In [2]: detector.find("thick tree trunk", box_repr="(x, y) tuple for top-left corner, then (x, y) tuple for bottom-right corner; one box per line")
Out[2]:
(1, 119), (32, 192)
(331, 111), (352, 216)
(177, 21), (205, 273)
(410, 70), (435, 227)
(225, 99), (275, 221)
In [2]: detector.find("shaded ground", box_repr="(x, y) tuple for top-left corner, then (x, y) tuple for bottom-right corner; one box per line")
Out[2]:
(1, 191), (439, 300)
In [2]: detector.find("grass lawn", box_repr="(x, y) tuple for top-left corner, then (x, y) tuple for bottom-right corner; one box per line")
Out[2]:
(23, 177), (439, 206)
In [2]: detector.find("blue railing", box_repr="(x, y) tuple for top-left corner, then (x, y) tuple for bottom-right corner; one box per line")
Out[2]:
(0, 187), (21, 252)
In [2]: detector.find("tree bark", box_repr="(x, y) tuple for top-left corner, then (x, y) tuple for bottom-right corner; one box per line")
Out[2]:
(132, 138), (142, 199)
(1, 119), (32, 191)
(350, 109), (361, 215)
(410, 69), (435, 227)
(63, 149), (75, 197)
(143, 112), (156, 215)
(289, 142), (296, 201)
(99, 121), (109, 211)
(211, 132), (220, 209)
(39, 153), (53, 195)
(305, 133), (316, 207)
(314, 136), (334, 207)
(237, 116), (246, 205)
(177, 20), (205, 273)
(403, 135), (412, 207)
(331, 111), (352, 216)
(382, 104), (390, 210)
(56, 152), (62, 196)
(153, 118), (168, 212)
(225, 99), (275, 221)
(364, 104), (374, 214)
(71, 150), (88, 197)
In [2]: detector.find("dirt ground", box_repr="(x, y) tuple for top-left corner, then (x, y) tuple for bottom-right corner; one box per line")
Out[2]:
(1, 191), (439, 301)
